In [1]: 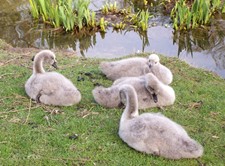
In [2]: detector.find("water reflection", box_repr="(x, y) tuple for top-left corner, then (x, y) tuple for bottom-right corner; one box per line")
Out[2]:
(0, 0), (225, 79)
(173, 24), (225, 57)
(173, 19), (225, 77)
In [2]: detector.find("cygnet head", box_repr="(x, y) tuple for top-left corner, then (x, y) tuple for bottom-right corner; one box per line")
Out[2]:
(33, 50), (58, 69)
(147, 54), (160, 68)
(144, 73), (160, 103)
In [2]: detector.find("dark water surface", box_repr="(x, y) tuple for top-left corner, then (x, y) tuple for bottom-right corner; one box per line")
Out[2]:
(1, 0), (225, 79)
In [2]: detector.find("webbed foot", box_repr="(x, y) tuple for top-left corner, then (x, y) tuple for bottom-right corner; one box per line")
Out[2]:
(152, 93), (158, 103)
(36, 93), (42, 103)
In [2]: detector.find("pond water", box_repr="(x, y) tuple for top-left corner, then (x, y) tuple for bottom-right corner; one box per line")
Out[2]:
(1, 0), (225, 79)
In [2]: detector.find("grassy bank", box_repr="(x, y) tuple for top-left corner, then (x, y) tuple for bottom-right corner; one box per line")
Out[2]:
(0, 40), (225, 165)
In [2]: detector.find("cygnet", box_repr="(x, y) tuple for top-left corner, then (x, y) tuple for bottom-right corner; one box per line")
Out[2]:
(25, 50), (81, 106)
(147, 54), (173, 85)
(92, 73), (175, 109)
(118, 84), (203, 159)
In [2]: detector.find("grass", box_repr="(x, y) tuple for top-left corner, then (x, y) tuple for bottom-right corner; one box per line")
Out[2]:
(0, 39), (225, 165)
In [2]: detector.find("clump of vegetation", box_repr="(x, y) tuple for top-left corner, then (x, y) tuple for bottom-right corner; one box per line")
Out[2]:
(100, 2), (151, 31)
(99, 17), (108, 32)
(112, 22), (126, 30)
(29, 0), (152, 33)
(102, 2), (118, 15)
(170, 0), (225, 30)
(132, 9), (152, 31)
(29, 0), (103, 32)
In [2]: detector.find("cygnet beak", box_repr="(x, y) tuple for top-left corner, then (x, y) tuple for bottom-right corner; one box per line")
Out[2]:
(52, 62), (58, 69)
(31, 56), (35, 61)
(152, 93), (158, 103)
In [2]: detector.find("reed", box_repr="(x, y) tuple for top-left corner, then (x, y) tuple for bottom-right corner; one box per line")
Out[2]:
(171, 0), (225, 30)
(102, 2), (118, 15)
(130, 9), (152, 31)
(29, 0), (39, 19)
(29, 0), (152, 33)
(137, 9), (151, 31)
(99, 17), (108, 32)
(29, 0), (92, 31)
(112, 22), (126, 30)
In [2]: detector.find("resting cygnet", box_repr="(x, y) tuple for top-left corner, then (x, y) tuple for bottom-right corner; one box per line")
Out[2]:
(25, 50), (81, 106)
(118, 84), (203, 159)
(92, 73), (175, 109)
(99, 57), (150, 81)
(147, 54), (173, 85)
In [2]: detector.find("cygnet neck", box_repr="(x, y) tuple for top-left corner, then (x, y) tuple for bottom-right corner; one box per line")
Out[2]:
(33, 52), (46, 74)
(121, 87), (139, 121)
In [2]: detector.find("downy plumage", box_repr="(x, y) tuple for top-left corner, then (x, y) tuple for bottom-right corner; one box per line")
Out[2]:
(118, 84), (203, 159)
(92, 73), (175, 109)
(100, 54), (173, 84)
(25, 50), (81, 106)
(147, 54), (173, 85)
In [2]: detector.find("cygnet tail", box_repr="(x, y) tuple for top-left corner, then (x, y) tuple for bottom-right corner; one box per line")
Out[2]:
(180, 138), (204, 159)
(92, 86), (120, 108)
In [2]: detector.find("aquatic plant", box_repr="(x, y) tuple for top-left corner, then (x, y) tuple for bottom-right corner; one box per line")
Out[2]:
(143, 0), (148, 6)
(29, 0), (39, 19)
(99, 17), (108, 32)
(170, 0), (192, 30)
(74, 0), (91, 30)
(29, 0), (94, 31)
(29, 0), (152, 33)
(89, 11), (97, 27)
(112, 22), (126, 30)
(102, 4), (150, 31)
(137, 9), (152, 31)
(102, 2), (118, 15)
(171, 0), (225, 30)
(130, 9), (152, 31)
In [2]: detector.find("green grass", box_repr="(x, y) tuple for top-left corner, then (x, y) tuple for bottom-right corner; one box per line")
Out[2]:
(0, 40), (225, 165)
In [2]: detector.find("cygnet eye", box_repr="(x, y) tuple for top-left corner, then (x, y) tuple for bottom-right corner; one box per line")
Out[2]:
(147, 86), (154, 92)
(155, 62), (157, 64)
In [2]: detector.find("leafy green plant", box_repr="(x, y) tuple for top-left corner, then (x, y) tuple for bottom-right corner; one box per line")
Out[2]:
(171, 0), (225, 30)
(99, 17), (108, 32)
(102, 2), (118, 14)
(29, 0), (94, 32)
(74, 0), (91, 30)
(29, 0), (39, 19)
(89, 11), (97, 27)
(222, 2), (225, 13)
(38, 0), (49, 21)
(130, 9), (151, 31)
(143, 0), (148, 6)
(58, 0), (76, 31)
(112, 22), (126, 30)
(138, 9), (151, 31)
(170, 0), (192, 30)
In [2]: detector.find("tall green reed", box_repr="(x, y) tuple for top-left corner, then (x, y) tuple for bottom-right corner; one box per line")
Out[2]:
(29, 0), (93, 31)
(171, 0), (225, 30)
(29, 0), (152, 33)
(130, 9), (152, 31)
